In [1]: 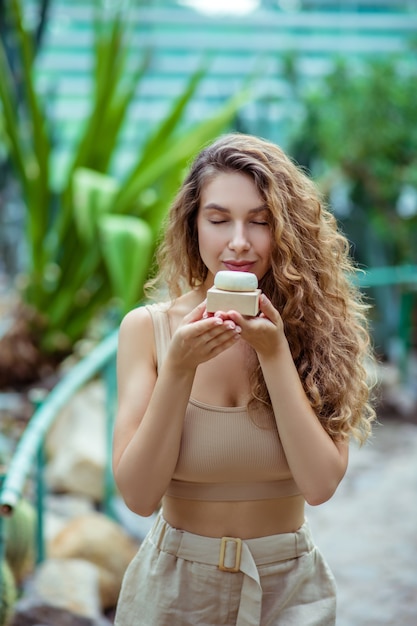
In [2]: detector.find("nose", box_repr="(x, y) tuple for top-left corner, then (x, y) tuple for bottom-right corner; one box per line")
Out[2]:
(228, 223), (250, 252)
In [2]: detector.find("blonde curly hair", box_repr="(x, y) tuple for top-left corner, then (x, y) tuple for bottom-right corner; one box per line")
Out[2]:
(147, 133), (376, 444)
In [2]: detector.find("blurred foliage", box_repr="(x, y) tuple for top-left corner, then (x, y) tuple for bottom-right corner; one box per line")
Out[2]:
(274, 52), (417, 361)
(0, 0), (247, 367)
(286, 55), (417, 269)
(0, 559), (17, 626)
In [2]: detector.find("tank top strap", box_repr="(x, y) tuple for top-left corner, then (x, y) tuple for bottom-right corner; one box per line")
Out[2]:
(145, 303), (172, 371)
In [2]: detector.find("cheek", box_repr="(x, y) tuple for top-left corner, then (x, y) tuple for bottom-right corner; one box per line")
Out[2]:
(257, 230), (273, 256)
(197, 224), (208, 253)
(197, 225), (215, 263)
(198, 223), (223, 252)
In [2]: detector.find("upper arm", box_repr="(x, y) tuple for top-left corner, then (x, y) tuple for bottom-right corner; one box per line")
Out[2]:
(334, 436), (349, 479)
(112, 306), (157, 470)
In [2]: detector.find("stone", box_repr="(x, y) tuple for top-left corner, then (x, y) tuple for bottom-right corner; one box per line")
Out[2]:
(48, 512), (139, 609)
(44, 493), (95, 544)
(45, 382), (107, 501)
(14, 558), (102, 620)
(10, 599), (113, 626)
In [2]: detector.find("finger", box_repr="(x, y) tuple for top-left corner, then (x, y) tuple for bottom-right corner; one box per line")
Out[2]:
(204, 317), (241, 338)
(258, 294), (279, 321)
(220, 309), (247, 327)
(180, 320), (237, 361)
(183, 315), (230, 346)
(204, 327), (241, 358)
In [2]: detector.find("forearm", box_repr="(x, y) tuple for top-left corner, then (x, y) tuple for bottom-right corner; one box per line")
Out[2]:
(114, 301), (243, 517)
(114, 360), (195, 516)
(259, 340), (348, 506)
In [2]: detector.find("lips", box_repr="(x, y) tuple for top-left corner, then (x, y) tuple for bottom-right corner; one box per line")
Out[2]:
(223, 261), (256, 272)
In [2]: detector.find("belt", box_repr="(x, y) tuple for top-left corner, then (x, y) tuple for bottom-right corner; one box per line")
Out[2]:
(149, 514), (313, 626)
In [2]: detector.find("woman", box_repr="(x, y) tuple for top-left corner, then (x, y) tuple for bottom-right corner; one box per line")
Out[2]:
(112, 133), (375, 625)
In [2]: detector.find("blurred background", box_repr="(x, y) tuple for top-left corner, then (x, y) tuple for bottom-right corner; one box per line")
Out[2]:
(0, 1), (416, 625)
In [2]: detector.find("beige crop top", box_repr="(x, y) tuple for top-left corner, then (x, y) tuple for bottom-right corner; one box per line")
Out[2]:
(146, 303), (300, 501)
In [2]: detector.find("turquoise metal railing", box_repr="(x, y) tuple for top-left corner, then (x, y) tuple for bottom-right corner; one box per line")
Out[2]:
(355, 264), (417, 289)
(0, 329), (118, 569)
(0, 265), (416, 596)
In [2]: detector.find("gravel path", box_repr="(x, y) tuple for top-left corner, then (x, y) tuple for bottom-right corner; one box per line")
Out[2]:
(306, 418), (417, 626)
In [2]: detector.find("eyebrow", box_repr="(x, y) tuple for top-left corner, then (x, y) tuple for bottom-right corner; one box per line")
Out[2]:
(202, 203), (268, 215)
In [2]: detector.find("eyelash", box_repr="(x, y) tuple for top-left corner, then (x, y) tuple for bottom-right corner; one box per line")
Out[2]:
(209, 220), (269, 226)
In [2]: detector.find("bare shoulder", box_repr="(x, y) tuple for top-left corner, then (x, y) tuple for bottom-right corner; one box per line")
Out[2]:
(119, 304), (154, 335)
(117, 305), (157, 374)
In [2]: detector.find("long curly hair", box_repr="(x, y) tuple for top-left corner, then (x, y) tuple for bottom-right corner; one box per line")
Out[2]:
(147, 133), (376, 444)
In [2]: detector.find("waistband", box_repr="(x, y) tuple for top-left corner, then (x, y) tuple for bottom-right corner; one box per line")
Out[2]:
(148, 514), (314, 626)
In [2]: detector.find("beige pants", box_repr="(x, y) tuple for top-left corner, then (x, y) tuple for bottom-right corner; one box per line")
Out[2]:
(115, 514), (336, 626)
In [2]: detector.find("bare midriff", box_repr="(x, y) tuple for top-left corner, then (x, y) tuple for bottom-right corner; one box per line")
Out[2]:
(162, 494), (305, 539)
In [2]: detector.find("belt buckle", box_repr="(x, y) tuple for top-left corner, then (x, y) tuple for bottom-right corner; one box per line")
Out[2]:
(218, 536), (242, 573)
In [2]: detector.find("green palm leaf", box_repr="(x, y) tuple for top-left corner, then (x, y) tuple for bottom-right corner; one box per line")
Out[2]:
(99, 215), (154, 312)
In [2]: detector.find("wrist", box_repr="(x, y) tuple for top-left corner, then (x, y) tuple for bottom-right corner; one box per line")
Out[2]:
(164, 353), (197, 379)
(257, 334), (290, 363)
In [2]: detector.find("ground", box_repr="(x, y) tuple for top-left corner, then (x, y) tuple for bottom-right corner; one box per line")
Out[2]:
(307, 418), (417, 626)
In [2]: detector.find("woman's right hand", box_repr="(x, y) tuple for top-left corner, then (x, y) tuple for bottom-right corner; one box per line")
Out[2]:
(167, 301), (241, 371)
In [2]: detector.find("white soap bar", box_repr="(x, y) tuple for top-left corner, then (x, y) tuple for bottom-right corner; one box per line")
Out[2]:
(214, 271), (258, 292)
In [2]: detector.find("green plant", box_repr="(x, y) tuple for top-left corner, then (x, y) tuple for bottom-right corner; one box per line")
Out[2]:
(0, 559), (16, 626)
(0, 0), (248, 385)
(4, 499), (36, 586)
(286, 56), (417, 268)
(284, 54), (417, 358)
